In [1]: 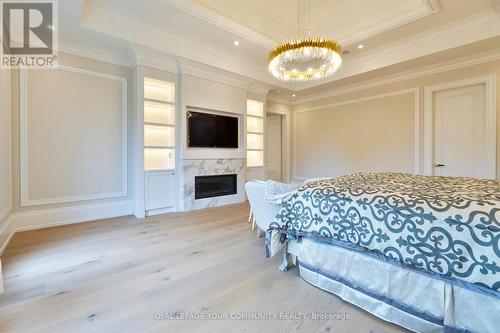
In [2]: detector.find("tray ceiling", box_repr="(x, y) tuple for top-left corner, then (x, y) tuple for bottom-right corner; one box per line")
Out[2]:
(193, 0), (430, 44)
(66, 0), (500, 92)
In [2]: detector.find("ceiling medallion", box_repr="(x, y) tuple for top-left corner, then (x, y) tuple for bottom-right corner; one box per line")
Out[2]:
(268, 0), (343, 82)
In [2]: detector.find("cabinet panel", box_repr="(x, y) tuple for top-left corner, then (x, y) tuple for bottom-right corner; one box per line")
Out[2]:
(145, 171), (175, 210)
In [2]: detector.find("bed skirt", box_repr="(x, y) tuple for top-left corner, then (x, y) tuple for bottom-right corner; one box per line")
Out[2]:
(294, 238), (499, 333)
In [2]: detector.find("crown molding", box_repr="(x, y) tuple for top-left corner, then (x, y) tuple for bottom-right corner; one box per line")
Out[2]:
(247, 82), (272, 96)
(339, 0), (440, 46)
(266, 94), (293, 105)
(130, 45), (253, 89)
(59, 39), (135, 68)
(81, 3), (287, 89)
(179, 60), (252, 89)
(130, 45), (179, 74)
(294, 9), (500, 91)
(287, 49), (500, 105)
(161, 0), (277, 49)
(247, 88), (270, 97)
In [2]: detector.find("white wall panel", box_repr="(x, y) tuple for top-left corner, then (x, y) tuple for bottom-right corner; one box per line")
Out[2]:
(20, 66), (127, 206)
(294, 91), (418, 180)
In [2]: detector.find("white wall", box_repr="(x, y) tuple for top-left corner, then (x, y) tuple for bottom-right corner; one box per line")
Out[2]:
(0, 68), (13, 252)
(290, 59), (500, 181)
(293, 91), (418, 180)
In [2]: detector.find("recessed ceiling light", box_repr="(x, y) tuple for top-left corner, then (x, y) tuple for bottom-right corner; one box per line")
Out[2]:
(358, 44), (364, 49)
(234, 40), (239, 46)
(292, 94), (296, 98)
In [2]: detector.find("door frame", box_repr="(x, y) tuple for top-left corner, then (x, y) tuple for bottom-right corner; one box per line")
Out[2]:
(266, 109), (291, 182)
(265, 114), (282, 181)
(423, 75), (496, 178)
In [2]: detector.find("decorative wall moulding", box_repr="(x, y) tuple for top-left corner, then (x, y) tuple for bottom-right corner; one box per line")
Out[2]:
(282, 50), (500, 106)
(19, 65), (128, 207)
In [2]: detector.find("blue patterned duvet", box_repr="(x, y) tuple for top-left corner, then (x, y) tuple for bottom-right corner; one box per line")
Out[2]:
(267, 173), (500, 291)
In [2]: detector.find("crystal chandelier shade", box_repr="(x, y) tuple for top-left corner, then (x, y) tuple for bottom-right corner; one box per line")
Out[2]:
(268, 38), (342, 82)
(268, 0), (343, 82)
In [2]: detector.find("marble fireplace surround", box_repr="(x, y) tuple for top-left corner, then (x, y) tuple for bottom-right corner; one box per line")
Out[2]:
(182, 159), (246, 211)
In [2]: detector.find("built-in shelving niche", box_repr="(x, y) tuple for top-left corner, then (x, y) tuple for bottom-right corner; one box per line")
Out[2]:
(246, 99), (264, 167)
(144, 78), (176, 171)
(143, 76), (176, 216)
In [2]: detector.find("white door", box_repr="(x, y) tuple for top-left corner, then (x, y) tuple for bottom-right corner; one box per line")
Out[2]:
(266, 115), (282, 181)
(433, 84), (490, 178)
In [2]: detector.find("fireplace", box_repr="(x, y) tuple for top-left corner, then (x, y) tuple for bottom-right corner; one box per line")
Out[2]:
(195, 174), (237, 199)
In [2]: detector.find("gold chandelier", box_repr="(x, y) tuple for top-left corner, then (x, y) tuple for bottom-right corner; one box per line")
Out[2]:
(268, 0), (343, 82)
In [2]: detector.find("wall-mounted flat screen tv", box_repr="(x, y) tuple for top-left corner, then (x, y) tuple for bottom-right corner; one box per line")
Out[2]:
(187, 111), (239, 148)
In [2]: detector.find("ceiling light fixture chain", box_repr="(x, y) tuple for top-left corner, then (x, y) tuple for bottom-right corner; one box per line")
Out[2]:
(298, 0), (311, 39)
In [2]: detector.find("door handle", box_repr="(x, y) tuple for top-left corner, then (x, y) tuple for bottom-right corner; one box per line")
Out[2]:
(434, 163), (445, 167)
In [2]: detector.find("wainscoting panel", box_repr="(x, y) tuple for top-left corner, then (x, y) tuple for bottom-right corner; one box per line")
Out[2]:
(20, 66), (127, 206)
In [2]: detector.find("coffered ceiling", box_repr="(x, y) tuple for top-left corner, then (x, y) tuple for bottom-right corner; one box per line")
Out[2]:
(59, 0), (500, 94)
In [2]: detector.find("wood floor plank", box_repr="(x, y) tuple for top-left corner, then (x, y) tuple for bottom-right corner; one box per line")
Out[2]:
(0, 203), (409, 333)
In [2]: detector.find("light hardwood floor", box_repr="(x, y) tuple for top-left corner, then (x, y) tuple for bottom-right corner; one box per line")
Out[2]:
(0, 203), (409, 333)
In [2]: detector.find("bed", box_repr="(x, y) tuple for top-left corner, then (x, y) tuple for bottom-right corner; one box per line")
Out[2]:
(263, 173), (500, 333)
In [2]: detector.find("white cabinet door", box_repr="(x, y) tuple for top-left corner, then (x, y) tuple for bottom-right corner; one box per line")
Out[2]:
(145, 171), (175, 211)
(433, 84), (490, 178)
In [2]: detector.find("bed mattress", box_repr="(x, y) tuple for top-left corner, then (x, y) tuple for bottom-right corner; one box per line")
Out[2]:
(266, 173), (500, 292)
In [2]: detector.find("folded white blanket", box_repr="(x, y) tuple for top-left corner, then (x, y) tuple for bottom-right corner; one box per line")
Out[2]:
(264, 180), (302, 204)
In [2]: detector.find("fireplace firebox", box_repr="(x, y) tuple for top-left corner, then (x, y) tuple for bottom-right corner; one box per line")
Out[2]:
(195, 174), (237, 199)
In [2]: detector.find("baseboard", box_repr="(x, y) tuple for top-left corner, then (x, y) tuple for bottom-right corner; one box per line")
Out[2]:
(0, 259), (3, 294)
(146, 206), (175, 216)
(0, 214), (15, 255)
(14, 200), (134, 232)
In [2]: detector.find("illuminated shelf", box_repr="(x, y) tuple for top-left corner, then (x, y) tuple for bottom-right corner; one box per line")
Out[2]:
(247, 115), (264, 133)
(144, 78), (175, 103)
(247, 150), (264, 168)
(144, 98), (175, 106)
(247, 100), (264, 117)
(144, 100), (175, 126)
(144, 122), (175, 128)
(247, 133), (263, 150)
(144, 77), (176, 172)
(246, 99), (264, 168)
(145, 146), (175, 149)
(144, 124), (175, 148)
